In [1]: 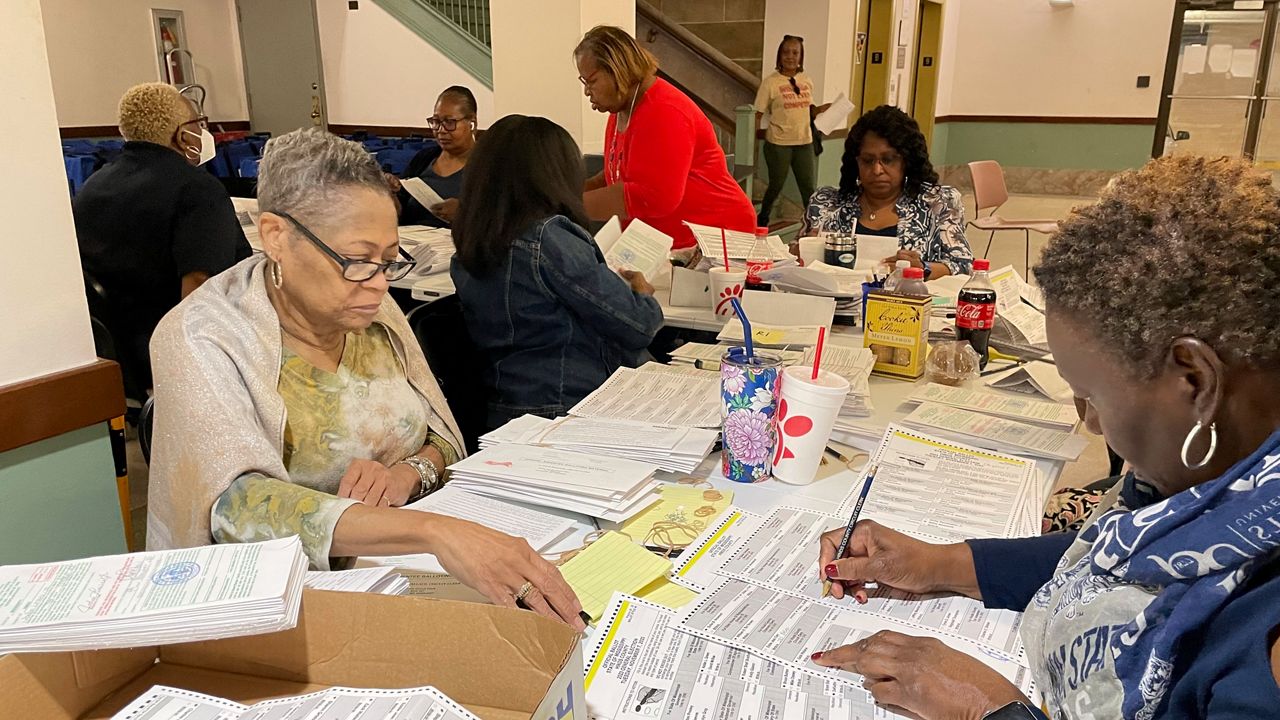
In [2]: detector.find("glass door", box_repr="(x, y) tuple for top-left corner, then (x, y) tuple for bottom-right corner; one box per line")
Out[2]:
(1154, 1), (1279, 160)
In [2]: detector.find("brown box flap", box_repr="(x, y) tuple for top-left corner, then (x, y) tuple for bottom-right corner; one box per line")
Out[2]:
(157, 590), (579, 715)
(0, 647), (155, 720)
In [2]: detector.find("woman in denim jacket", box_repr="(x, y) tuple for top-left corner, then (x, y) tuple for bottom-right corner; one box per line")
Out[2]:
(450, 115), (664, 430)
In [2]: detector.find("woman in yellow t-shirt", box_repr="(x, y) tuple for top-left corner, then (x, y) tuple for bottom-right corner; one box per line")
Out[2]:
(754, 35), (830, 226)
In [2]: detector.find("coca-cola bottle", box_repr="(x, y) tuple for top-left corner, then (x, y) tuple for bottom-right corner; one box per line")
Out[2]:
(745, 227), (774, 291)
(956, 259), (997, 368)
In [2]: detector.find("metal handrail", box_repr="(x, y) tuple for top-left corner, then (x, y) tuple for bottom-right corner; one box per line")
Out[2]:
(423, 0), (491, 47)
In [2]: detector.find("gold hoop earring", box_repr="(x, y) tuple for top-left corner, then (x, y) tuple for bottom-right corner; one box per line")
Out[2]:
(1180, 420), (1218, 470)
(271, 261), (284, 289)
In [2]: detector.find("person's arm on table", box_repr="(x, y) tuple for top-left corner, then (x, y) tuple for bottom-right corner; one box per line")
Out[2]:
(213, 471), (584, 629)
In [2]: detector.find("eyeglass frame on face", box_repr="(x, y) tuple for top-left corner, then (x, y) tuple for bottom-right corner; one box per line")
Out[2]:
(578, 68), (604, 90)
(856, 152), (903, 171)
(426, 115), (472, 133)
(273, 211), (416, 282)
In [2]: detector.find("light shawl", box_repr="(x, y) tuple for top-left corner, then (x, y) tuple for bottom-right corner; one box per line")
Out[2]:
(145, 254), (463, 552)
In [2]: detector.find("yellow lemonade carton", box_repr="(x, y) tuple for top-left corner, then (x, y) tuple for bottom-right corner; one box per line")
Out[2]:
(863, 291), (930, 379)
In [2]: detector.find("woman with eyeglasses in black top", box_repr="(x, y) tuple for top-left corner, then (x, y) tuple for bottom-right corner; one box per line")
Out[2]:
(391, 86), (477, 227)
(754, 35), (831, 226)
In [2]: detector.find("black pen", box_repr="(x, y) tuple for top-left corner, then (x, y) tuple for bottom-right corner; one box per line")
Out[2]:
(822, 465), (877, 598)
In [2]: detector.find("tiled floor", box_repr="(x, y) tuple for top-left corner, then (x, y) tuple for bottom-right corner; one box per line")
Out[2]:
(121, 191), (1107, 546)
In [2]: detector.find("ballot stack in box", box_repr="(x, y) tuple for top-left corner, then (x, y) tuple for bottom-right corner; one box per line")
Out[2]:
(479, 414), (718, 474)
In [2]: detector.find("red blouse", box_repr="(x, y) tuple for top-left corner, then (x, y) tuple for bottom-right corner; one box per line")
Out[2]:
(604, 78), (756, 249)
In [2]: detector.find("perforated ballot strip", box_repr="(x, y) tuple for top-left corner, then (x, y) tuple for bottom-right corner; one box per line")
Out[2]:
(674, 576), (1038, 700)
(714, 506), (1026, 658)
(112, 684), (480, 720)
(585, 593), (899, 719)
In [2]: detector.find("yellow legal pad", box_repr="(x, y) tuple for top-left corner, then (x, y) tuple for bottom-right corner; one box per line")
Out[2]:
(560, 531), (671, 622)
(633, 576), (698, 610)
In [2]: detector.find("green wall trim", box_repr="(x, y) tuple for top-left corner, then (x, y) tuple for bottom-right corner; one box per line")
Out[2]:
(371, 0), (493, 89)
(0, 425), (126, 564)
(931, 121), (1154, 171)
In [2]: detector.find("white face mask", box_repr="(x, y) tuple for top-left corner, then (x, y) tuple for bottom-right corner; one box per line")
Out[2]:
(183, 127), (216, 166)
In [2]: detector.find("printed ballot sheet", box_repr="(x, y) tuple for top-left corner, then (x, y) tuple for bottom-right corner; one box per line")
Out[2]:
(685, 221), (792, 261)
(586, 594), (894, 720)
(596, 217), (672, 282)
(907, 383), (1078, 429)
(111, 684), (479, 720)
(985, 360), (1073, 404)
(713, 507), (1024, 657)
(569, 366), (721, 428)
(901, 403), (1089, 461)
(834, 426), (1036, 542)
(671, 507), (765, 591)
(0, 537), (307, 652)
(676, 577), (1036, 697)
(401, 177), (447, 214)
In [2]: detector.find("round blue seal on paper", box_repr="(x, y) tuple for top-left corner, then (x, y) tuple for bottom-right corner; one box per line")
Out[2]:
(152, 561), (201, 586)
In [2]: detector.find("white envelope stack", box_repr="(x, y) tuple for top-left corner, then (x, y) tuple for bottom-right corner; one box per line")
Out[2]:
(304, 566), (410, 596)
(447, 444), (662, 522)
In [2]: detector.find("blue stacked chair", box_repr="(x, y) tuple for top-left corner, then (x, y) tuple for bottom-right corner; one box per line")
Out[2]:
(64, 155), (97, 195)
(238, 157), (261, 178)
(224, 140), (256, 179)
(376, 148), (419, 175)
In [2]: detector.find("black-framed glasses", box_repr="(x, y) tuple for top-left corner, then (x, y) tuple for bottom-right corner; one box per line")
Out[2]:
(426, 116), (470, 132)
(275, 211), (416, 282)
(179, 115), (209, 131)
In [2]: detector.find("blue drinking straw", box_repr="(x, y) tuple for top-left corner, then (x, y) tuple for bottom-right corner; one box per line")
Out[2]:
(729, 297), (753, 360)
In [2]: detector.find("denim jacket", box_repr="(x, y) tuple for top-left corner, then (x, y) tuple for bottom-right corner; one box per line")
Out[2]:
(450, 215), (664, 429)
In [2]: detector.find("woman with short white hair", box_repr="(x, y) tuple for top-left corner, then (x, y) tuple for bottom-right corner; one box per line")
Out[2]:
(147, 128), (584, 628)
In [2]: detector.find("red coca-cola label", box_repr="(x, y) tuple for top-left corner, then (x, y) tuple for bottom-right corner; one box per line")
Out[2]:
(745, 259), (773, 284)
(956, 301), (995, 330)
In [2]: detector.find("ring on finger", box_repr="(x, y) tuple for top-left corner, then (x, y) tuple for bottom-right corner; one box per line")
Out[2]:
(514, 581), (534, 602)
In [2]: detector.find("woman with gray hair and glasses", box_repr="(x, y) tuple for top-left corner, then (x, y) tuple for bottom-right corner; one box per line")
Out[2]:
(147, 128), (584, 629)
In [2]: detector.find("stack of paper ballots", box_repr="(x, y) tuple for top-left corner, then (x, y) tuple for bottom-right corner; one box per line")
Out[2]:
(480, 414), (717, 474)
(801, 345), (875, 418)
(304, 566), (409, 595)
(0, 537), (308, 653)
(447, 444), (662, 522)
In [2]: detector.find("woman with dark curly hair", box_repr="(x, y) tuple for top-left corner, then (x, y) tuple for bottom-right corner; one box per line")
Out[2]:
(813, 155), (1280, 719)
(803, 104), (972, 278)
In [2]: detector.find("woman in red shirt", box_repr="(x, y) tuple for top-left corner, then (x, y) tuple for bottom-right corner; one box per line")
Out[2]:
(576, 26), (756, 250)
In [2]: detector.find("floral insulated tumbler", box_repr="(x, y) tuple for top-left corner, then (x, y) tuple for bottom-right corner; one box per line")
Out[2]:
(720, 347), (783, 482)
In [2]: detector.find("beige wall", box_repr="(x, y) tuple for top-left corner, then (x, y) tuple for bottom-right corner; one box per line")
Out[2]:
(935, 0), (1175, 118)
(1, 0), (97, 385)
(39, 0), (248, 127)
(314, 0), (495, 128)
(491, 0), (635, 155)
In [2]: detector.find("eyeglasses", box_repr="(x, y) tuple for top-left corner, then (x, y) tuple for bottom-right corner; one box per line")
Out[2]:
(426, 116), (470, 132)
(856, 152), (903, 170)
(179, 115), (209, 131)
(275, 212), (416, 282)
(578, 69), (602, 88)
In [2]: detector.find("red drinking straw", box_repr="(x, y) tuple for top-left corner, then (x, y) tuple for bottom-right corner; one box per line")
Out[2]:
(721, 229), (730, 271)
(812, 326), (826, 381)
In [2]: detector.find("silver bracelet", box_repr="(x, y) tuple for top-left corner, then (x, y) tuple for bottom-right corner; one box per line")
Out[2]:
(396, 455), (441, 502)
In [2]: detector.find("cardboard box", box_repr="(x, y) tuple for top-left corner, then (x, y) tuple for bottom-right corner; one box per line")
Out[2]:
(863, 291), (931, 379)
(0, 590), (583, 720)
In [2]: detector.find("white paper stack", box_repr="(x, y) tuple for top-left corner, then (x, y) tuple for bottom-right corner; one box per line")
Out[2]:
(481, 414), (717, 473)
(569, 365), (721, 428)
(305, 566), (409, 595)
(447, 444), (662, 522)
(802, 345), (875, 418)
(398, 224), (455, 278)
(0, 537), (308, 653)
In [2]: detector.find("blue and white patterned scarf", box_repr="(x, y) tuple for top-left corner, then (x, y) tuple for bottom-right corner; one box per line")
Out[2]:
(1083, 429), (1280, 718)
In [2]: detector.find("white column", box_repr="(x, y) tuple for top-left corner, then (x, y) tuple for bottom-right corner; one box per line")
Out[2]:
(762, 0), (857, 106)
(0, 0), (96, 386)
(490, 0), (635, 154)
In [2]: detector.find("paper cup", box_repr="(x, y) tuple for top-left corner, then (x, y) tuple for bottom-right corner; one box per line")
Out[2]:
(797, 236), (824, 267)
(709, 267), (747, 316)
(721, 348), (783, 483)
(772, 366), (851, 485)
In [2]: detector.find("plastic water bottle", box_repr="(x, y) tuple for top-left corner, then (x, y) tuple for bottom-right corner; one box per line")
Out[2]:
(895, 267), (929, 297)
(883, 260), (911, 293)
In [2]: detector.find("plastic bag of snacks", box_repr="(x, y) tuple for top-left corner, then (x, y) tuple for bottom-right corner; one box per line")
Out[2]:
(925, 341), (982, 386)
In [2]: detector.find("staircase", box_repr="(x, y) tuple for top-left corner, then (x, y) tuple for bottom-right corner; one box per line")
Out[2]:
(374, 0), (762, 197)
